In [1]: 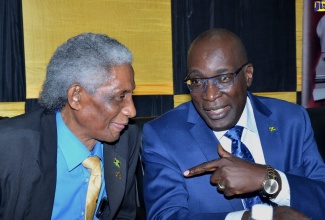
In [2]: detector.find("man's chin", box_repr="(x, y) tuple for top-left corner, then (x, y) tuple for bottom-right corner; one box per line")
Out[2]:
(103, 134), (121, 144)
(206, 120), (231, 131)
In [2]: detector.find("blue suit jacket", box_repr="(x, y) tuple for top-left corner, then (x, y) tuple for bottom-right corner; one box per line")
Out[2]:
(142, 92), (325, 220)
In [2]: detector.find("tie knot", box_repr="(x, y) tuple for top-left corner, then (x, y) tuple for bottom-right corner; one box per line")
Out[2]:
(82, 156), (102, 176)
(224, 125), (244, 141)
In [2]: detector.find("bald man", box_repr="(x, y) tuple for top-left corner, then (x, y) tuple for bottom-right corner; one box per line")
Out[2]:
(142, 28), (324, 220)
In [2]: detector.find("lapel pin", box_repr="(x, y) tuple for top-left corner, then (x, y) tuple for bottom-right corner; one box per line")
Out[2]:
(115, 171), (122, 180)
(269, 126), (276, 132)
(114, 158), (121, 168)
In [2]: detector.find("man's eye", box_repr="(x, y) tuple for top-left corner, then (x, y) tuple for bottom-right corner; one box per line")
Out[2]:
(118, 94), (126, 100)
(112, 94), (125, 102)
(217, 74), (232, 83)
(191, 78), (205, 85)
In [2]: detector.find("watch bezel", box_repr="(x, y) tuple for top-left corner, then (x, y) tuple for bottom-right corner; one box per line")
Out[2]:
(259, 165), (279, 198)
(262, 178), (279, 195)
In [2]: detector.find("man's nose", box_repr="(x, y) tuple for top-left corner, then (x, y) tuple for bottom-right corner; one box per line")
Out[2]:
(202, 79), (222, 101)
(123, 98), (137, 118)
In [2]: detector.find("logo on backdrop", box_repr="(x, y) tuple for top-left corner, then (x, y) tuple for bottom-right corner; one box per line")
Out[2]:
(315, 1), (325, 12)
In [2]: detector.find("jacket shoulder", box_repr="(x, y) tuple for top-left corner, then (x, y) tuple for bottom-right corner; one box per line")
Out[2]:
(146, 102), (191, 128)
(0, 108), (53, 130)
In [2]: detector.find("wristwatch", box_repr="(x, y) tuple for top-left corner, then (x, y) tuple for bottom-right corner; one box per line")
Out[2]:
(259, 165), (279, 198)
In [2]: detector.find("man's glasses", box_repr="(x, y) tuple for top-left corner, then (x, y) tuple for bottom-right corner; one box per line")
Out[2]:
(184, 62), (249, 93)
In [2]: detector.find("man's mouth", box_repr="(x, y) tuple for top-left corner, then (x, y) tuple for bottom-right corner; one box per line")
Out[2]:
(205, 106), (230, 119)
(209, 108), (225, 114)
(112, 122), (127, 131)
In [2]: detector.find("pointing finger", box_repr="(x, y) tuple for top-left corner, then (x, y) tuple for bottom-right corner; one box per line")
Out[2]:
(183, 159), (219, 177)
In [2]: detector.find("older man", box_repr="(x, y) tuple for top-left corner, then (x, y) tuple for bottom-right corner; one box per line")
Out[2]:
(142, 28), (325, 219)
(0, 33), (140, 220)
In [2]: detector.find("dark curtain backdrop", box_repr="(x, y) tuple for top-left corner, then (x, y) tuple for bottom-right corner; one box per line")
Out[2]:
(0, 0), (25, 101)
(172, 0), (296, 95)
(2, 0), (297, 117)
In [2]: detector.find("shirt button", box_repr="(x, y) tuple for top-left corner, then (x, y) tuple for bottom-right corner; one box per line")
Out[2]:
(86, 178), (89, 182)
(82, 211), (85, 216)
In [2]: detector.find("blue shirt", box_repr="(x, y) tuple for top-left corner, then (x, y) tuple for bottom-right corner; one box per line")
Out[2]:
(51, 112), (106, 220)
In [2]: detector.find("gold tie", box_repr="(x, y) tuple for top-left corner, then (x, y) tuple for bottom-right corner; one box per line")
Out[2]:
(82, 156), (102, 220)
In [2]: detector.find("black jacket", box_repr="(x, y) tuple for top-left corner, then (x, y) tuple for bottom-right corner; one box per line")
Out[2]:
(0, 108), (140, 220)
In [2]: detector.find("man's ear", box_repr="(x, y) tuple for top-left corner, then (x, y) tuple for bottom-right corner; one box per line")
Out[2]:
(245, 64), (253, 87)
(67, 84), (82, 110)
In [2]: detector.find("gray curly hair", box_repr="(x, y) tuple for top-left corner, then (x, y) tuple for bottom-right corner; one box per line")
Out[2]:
(38, 33), (133, 112)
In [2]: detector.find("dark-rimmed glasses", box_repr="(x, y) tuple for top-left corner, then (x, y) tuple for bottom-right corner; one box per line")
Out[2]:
(184, 62), (249, 92)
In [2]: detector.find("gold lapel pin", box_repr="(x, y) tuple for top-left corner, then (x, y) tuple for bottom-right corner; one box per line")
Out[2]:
(114, 158), (121, 168)
(269, 126), (276, 132)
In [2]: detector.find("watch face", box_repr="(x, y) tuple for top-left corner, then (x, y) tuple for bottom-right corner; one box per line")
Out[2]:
(263, 179), (279, 195)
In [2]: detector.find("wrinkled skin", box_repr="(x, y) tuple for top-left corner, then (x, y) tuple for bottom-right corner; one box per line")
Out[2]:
(61, 64), (136, 151)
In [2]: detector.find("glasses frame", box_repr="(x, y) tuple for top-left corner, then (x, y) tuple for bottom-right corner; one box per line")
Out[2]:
(184, 62), (249, 92)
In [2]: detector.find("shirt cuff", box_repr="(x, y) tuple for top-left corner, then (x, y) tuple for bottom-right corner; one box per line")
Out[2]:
(225, 210), (246, 220)
(270, 170), (290, 206)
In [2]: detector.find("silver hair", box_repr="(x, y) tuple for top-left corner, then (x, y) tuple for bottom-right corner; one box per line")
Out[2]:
(38, 32), (133, 112)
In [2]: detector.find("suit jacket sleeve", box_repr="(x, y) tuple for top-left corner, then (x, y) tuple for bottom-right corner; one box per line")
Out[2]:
(0, 109), (57, 220)
(253, 96), (325, 219)
(280, 107), (325, 219)
(142, 116), (231, 220)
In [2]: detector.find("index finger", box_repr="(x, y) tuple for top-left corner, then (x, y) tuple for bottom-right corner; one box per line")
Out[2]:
(183, 159), (220, 177)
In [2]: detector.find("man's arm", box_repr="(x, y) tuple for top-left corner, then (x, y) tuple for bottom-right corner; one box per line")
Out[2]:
(184, 144), (268, 197)
(142, 124), (231, 220)
(184, 144), (324, 219)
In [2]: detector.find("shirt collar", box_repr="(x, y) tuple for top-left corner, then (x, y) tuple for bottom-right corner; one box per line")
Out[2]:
(56, 111), (103, 171)
(214, 96), (257, 138)
(236, 97), (257, 133)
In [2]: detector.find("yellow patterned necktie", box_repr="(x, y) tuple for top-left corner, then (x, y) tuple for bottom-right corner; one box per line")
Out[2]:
(82, 156), (102, 220)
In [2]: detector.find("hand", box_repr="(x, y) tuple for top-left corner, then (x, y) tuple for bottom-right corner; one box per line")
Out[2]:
(183, 144), (267, 197)
(272, 206), (310, 220)
(241, 206), (309, 220)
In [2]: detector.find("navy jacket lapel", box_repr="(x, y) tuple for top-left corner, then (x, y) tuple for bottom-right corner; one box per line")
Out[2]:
(187, 103), (244, 210)
(188, 103), (220, 161)
(103, 141), (127, 219)
(248, 93), (283, 167)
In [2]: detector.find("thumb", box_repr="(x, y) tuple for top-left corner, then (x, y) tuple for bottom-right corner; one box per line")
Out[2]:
(217, 144), (233, 158)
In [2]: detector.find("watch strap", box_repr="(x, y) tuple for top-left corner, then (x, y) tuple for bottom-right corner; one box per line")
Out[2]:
(259, 165), (279, 198)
